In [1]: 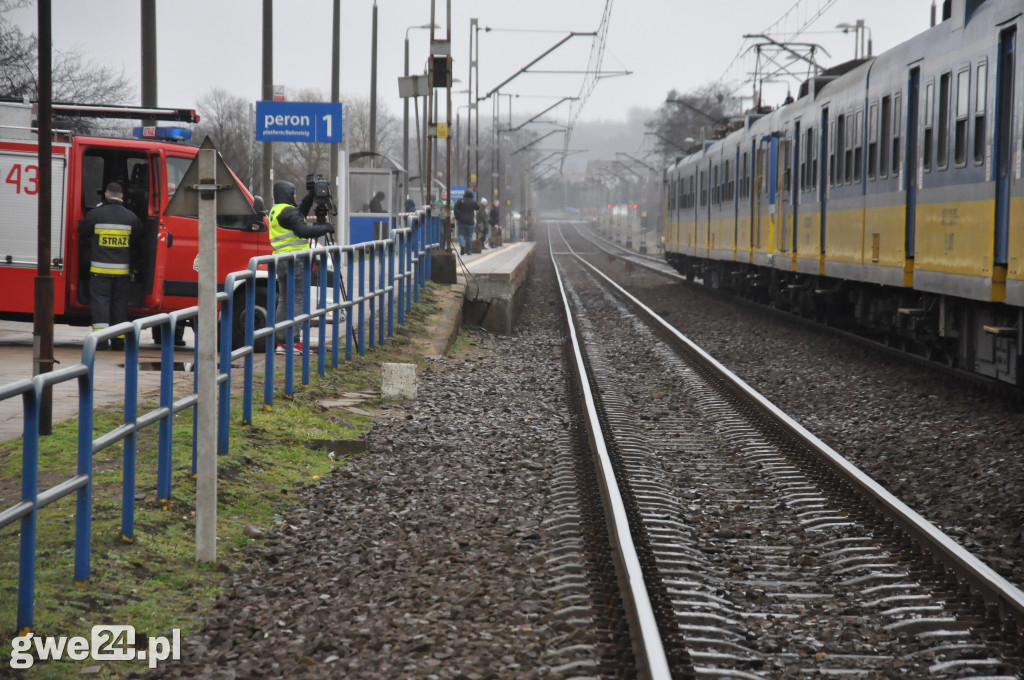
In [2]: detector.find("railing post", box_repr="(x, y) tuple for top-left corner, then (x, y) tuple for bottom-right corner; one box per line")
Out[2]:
(219, 284), (234, 454)
(17, 384), (40, 632)
(397, 230), (406, 326)
(388, 236), (396, 337)
(346, 251), (355, 361)
(122, 323), (141, 543)
(378, 241), (387, 343)
(414, 218), (423, 303)
(264, 258), (277, 409)
(191, 321), (199, 476)
(284, 256), (296, 398)
(157, 315), (175, 502)
(358, 249), (366, 356)
(317, 248), (327, 377)
(424, 215), (432, 282)
(332, 247), (341, 369)
(368, 245), (377, 350)
(74, 347), (95, 585)
(403, 225), (411, 315)
(243, 268), (256, 424)
(301, 251), (312, 387)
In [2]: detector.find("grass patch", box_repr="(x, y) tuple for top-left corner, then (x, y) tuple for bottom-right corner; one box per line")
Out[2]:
(0, 285), (448, 678)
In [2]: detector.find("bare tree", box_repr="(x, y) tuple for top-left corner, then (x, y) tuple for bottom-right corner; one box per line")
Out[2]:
(647, 83), (736, 161)
(1, 1), (134, 134)
(0, 1), (34, 100)
(339, 93), (400, 161)
(195, 88), (258, 192)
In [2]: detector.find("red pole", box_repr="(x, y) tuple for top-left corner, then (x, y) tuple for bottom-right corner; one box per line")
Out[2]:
(34, 0), (54, 435)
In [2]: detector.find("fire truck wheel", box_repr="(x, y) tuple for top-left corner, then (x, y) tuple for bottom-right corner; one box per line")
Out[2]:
(232, 284), (269, 352)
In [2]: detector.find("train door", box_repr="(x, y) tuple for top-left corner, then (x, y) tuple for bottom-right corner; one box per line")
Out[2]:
(791, 122), (800, 256)
(993, 27), (1016, 267)
(767, 134), (779, 257)
(819, 107), (829, 254)
(905, 67), (920, 259)
(774, 134), (788, 256)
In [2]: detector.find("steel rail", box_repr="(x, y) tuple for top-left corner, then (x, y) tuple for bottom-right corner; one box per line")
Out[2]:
(548, 231), (672, 680)
(557, 223), (1024, 641)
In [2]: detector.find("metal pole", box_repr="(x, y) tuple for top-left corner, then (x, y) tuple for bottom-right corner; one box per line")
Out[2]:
(446, 0), (452, 219)
(330, 0), (340, 199)
(141, 0), (157, 126)
(403, 34), (410, 180)
(261, 0), (273, 198)
(34, 0), (54, 435)
(370, 2), (378, 156)
(195, 147), (218, 563)
(468, 18), (476, 186)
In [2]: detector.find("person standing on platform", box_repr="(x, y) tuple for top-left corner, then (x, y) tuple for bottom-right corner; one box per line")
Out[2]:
(78, 181), (143, 351)
(453, 189), (478, 256)
(477, 197), (490, 250)
(268, 180), (334, 355)
(489, 201), (500, 246)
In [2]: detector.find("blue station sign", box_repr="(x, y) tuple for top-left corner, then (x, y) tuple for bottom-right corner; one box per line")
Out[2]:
(255, 101), (343, 143)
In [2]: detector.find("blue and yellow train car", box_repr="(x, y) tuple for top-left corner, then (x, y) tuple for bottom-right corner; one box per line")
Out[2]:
(662, 0), (1024, 385)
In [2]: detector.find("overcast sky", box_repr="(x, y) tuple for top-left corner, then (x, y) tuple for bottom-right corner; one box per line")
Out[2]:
(10, 0), (936, 126)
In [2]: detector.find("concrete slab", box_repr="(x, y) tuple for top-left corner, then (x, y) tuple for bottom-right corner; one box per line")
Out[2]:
(458, 242), (535, 334)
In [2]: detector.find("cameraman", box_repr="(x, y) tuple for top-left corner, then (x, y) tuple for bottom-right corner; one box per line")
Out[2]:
(268, 179), (334, 355)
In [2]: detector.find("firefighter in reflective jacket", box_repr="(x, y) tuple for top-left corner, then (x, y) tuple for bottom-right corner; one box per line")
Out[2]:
(78, 181), (143, 350)
(268, 180), (334, 354)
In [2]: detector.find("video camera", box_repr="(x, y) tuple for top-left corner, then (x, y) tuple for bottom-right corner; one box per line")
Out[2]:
(306, 173), (337, 225)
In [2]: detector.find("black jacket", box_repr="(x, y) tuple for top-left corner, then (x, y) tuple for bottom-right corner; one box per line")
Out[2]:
(454, 193), (479, 226)
(272, 181), (333, 239)
(78, 198), (144, 276)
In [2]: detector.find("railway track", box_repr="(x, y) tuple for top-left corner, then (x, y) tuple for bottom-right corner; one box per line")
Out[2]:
(548, 223), (1024, 679)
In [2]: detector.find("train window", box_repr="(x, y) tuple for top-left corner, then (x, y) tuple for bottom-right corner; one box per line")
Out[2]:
(854, 109), (864, 183)
(700, 171), (707, 207)
(868, 103), (878, 180)
(828, 120), (836, 186)
(954, 68), (969, 166)
(712, 165), (719, 205)
(892, 95), (902, 175)
(974, 61), (987, 164)
(838, 114), (850, 184)
(741, 152), (749, 198)
(782, 141), (791, 192)
(811, 128), (818, 190)
(725, 159), (733, 201)
(880, 96), (891, 179)
(924, 80), (935, 172)
(800, 130), (808, 190)
(937, 72), (951, 169)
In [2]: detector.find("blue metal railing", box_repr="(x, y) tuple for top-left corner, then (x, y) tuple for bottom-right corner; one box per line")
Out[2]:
(0, 211), (438, 632)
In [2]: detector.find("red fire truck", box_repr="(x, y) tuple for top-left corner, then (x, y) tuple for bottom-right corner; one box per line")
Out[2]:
(0, 101), (270, 347)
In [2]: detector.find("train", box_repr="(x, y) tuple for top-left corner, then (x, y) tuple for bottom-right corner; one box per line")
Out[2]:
(662, 0), (1024, 385)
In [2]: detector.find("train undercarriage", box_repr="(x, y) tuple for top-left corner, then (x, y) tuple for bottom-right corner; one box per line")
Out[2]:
(665, 253), (1022, 386)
